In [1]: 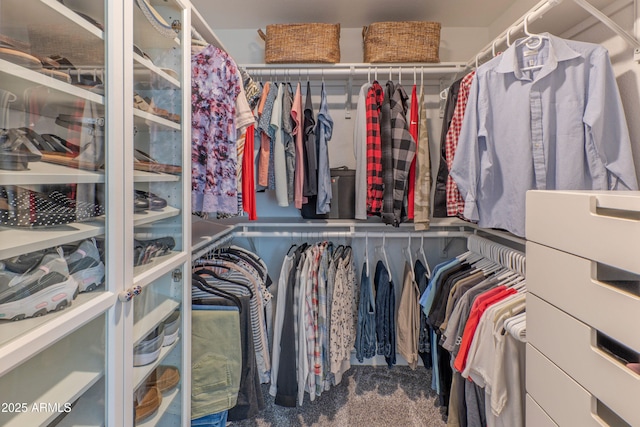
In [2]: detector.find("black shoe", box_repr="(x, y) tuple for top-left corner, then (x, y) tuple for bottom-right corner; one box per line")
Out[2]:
(134, 194), (149, 213)
(133, 237), (175, 266)
(135, 190), (167, 211)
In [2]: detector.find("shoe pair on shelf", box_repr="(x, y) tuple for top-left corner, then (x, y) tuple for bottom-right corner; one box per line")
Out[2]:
(0, 249), (78, 321)
(0, 186), (105, 228)
(134, 365), (180, 423)
(133, 148), (182, 175)
(133, 309), (180, 366)
(0, 128), (43, 171)
(133, 92), (181, 123)
(0, 238), (105, 321)
(135, 190), (167, 213)
(133, 236), (175, 266)
(61, 238), (106, 293)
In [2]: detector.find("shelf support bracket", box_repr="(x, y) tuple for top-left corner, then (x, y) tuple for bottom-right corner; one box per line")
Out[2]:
(571, 0), (640, 62)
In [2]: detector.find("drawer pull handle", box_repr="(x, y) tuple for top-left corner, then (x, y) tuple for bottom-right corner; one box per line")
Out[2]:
(592, 194), (640, 220)
(593, 262), (640, 298)
(593, 397), (632, 427)
(595, 331), (639, 372)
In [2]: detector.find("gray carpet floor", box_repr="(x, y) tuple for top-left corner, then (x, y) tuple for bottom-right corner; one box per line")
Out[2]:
(230, 366), (448, 427)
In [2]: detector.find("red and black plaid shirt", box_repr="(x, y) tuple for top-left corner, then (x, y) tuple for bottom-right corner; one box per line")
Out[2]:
(366, 82), (384, 216)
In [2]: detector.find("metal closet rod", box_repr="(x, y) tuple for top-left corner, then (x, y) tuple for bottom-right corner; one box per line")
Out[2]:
(469, 0), (640, 68)
(233, 230), (471, 239)
(243, 64), (466, 78)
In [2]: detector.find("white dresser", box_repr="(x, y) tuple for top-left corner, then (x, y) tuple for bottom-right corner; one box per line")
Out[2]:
(526, 190), (640, 427)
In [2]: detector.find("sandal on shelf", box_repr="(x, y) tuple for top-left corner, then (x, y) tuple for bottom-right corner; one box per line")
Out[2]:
(134, 93), (151, 112)
(41, 133), (77, 154)
(137, 95), (181, 123)
(133, 148), (182, 175)
(40, 115), (106, 171)
(0, 42), (42, 70)
(0, 128), (42, 171)
(17, 127), (63, 154)
(133, 44), (154, 64)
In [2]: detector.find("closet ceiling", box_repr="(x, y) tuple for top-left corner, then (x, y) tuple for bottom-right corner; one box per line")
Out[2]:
(194, 0), (531, 29)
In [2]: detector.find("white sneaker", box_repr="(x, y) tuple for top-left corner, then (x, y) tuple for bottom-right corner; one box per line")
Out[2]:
(65, 239), (105, 292)
(0, 251), (79, 321)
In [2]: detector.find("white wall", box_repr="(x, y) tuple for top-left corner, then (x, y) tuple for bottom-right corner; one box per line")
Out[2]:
(215, 26), (489, 63)
(566, 4), (640, 184)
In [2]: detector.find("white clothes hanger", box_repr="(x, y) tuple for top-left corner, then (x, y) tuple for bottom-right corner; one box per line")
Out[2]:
(417, 234), (432, 278)
(517, 13), (547, 72)
(364, 232), (370, 277)
(381, 234), (392, 278)
(404, 235), (415, 281)
(506, 26), (516, 47)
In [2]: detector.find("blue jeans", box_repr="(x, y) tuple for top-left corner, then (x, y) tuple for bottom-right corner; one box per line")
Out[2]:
(191, 410), (228, 427)
(374, 261), (396, 366)
(356, 261), (376, 362)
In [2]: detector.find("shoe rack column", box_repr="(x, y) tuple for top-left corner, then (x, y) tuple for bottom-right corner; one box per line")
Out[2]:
(126, 0), (191, 426)
(0, 0), (119, 426)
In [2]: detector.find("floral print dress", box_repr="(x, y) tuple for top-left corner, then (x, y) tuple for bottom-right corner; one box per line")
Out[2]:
(191, 45), (241, 214)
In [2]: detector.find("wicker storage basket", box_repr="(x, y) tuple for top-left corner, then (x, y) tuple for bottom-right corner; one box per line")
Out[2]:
(258, 23), (340, 64)
(363, 21), (441, 63)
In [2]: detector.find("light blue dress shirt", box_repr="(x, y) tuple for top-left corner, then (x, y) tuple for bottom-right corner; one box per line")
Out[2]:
(450, 34), (638, 237)
(419, 258), (460, 315)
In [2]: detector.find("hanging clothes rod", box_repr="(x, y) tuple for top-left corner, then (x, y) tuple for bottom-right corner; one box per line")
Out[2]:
(467, 0), (640, 68)
(233, 230), (471, 239)
(241, 63), (466, 78)
(467, 234), (526, 276)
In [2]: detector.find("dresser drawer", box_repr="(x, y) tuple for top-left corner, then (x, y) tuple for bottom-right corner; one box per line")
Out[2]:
(527, 242), (640, 351)
(528, 294), (640, 426)
(526, 394), (558, 427)
(526, 190), (640, 274)
(527, 344), (606, 426)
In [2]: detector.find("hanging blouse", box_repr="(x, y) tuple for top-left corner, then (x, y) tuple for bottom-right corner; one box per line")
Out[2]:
(191, 45), (240, 214)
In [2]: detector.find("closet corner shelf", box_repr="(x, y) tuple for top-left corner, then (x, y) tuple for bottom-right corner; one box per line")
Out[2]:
(0, 59), (104, 108)
(134, 53), (181, 88)
(190, 217), (479, 256)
